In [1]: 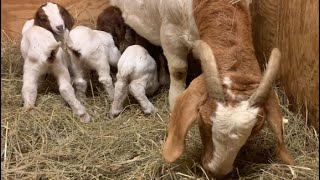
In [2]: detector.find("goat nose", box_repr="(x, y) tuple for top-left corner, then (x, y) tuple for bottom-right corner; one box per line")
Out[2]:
(56, 25), (64, 31)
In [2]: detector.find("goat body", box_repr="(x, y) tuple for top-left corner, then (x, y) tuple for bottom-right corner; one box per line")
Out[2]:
(65, 25), (121, 101)
(21, 20), (90, 123)
(110, 45), (160, 118)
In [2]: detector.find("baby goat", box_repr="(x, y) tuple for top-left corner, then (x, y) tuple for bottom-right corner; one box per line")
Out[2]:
(21, 20), (90, 123)
(110, 45), (162, 118)
(64, 25), (121, 101)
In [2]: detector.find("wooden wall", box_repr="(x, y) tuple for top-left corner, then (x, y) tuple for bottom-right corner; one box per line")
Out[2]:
(251, 0), (319, 131)
(1, 0), (318, 130)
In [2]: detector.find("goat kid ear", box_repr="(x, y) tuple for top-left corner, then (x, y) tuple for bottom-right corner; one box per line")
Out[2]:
(59, 5), (75, 30)
(162, 90), (201, 163)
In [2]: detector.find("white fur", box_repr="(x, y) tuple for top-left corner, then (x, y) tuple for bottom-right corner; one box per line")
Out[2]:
(21, 19), (34, 35)
(208, 101), (258, 176)
(110, 45), (159, 118)
(42, 2), (65, 34)
(111, 0), (199, 110)
(223, 76), (232, 88)
(65, 25), (121, 101)
(21, 21), (90, 123)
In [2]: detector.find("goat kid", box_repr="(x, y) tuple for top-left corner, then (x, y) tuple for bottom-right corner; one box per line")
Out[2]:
(21, 19), (90, 123)
(63, 25), (121, 101)
(110, 45), (165, 118)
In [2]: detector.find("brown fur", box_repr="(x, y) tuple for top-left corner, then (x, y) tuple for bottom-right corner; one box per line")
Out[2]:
(193, 0), (260, 75)
(96, 6), (126, 51)
(57, 4), (75, 31)
(163, 0), (294, 178)
(34, 2), (74, 36)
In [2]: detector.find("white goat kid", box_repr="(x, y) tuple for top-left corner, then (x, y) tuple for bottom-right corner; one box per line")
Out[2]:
(110, 45), (159, 118)
(21, 20), (90, 123)
(64, 25), (121, 101)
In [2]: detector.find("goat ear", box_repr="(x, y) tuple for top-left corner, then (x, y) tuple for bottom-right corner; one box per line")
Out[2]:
(59, 5), (75, 30)
(162, 79), (204, 163)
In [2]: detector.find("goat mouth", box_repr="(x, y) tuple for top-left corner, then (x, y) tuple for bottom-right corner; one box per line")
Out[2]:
(55, 30), (64, 34)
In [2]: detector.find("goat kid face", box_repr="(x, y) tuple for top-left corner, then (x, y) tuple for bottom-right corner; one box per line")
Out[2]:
(34, 2), (74, 36)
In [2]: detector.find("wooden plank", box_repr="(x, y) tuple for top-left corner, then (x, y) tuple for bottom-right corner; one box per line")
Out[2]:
(252, 0), (319, 131)
(277, 0), (319, 130)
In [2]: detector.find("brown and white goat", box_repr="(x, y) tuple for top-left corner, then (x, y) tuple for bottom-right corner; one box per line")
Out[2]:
(160, 1), (293, 179)
(34, 2), (74, 40)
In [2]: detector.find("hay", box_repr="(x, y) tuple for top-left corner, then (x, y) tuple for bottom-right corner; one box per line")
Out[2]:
(1, 39), (318, 180)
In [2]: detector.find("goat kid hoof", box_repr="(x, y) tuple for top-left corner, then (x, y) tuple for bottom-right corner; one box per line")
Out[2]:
(144, 107), (158, 115)
(79, 113), (91, 123)
(109, 110), (121, 119)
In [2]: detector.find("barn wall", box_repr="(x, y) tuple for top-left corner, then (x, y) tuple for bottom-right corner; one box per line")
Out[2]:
(252, 0), (319, 131)
(1, 0), (109, 39)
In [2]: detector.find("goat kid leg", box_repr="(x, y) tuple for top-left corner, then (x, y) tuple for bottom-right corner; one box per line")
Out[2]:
(129, 79), (157, 115)
(96, 62), (114, 101)
(53, 65), (90, 123)
(71, 60), (87, 101)
(22, 65), (40, 111)
(110, 77), (129, 118)
(266, 90), (294, 165)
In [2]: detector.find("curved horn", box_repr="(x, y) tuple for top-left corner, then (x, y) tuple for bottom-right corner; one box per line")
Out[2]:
(192, 40), (224, 102)
(249, 48), (281, 107)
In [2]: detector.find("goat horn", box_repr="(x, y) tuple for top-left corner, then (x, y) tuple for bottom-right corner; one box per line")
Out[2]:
(192, 40), (225, 102)
(249, 48), (281, 107)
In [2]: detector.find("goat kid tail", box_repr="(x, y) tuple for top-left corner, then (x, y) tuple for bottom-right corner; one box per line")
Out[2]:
(63, 30), (81, 57)
(191, 40), (225, 103)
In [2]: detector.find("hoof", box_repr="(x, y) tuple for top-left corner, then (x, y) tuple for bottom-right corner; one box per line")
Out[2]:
(79, 112), (91, 123)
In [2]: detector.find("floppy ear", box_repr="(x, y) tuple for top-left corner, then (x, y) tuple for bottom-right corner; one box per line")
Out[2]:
(58, 5), (75, 30)
(162, 76), (206, 163)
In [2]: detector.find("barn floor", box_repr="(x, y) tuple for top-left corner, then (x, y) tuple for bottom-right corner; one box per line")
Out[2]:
(1, 38), (319, 179)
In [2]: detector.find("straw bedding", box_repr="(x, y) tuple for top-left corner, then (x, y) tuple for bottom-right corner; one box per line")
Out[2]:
(1, 36), (318, 179)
